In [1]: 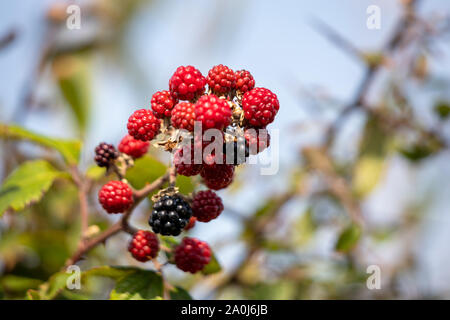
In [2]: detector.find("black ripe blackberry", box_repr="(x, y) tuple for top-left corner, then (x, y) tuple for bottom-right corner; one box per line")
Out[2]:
(149, 195), (192, 236)
(223, 136), (249, 165)
(95, 142), (118, 168)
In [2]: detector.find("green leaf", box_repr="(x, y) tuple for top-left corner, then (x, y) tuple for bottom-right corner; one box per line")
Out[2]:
(176, 175), (195, 195)
(363, 51), (384, 68)
(254, 198), (279, 218)
(26, 289), (42, 300)
(0, 160), (68, 216)
(159, 236), (179, 261)
(202, 251), (222, 275)
(28, 271), (71, 300)
(83, 266), (163, 300)
(82, 266), (136, 280)
(353, 156), (386, 198)
(335, 224), (362, 253)
(170, 286), (192, 300)
(126, 155), (167, 190)
(44, 272), (72, 299)
(353, 116), (391, 197)
(52, 55), (91, 134)
(434, 101), (450, 119)
(0, 124), (81, 164)
(110, 270), (163, 300)
(294, 208), (317, 246)
(398, 142), (439, 162)
(359, 116), (389, 157)
(0, 275), (43, 294)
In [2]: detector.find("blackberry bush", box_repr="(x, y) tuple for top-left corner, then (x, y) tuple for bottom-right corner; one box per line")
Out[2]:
(0, 62), (280, 300)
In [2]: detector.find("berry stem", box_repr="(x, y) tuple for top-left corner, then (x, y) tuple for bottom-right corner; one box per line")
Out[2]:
(153, 259), (172, 300)
(168, 163), (177, 188)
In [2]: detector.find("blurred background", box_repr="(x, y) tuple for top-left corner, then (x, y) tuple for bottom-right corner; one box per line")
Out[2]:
(1, 0), (450, 299)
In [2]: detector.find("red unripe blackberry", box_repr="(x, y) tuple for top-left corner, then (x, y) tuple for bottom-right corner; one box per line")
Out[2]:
(184, 216), (197, 231)
(127, 109), (161, 141)
(169, 66), (206, 101)
(207, 64), (236, 96)
(118, 134), (149, 159)
(98, 181), (133, 213)
(201, 163), (234, 190)
(195, 94), (232, 131)
(174, 237), (211, 273)
(128, 230), (159, 262)
(192, 190), (224, 222)
(94, 142), (118, 168)
(242, 87), (279, 128)
(149, 195), (192, 236)
(151, 90), (177, 119)
(171, 102), (195, 132)
(244, 128), (271, 155)
(174, 146), (202, 177)
(235, 70), (255, 94)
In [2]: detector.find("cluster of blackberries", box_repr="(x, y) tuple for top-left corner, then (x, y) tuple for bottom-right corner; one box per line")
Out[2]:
(93, 64), (279, 274)
(123, 64), (278, 190)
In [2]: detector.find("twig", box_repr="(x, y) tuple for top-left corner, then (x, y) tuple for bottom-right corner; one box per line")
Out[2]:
(134, 172), (170, 198)
(323, 0), (421, 147)
(0, 29), (17, 51)
(153, 259), (173, 300)
(64, 222), (122, 267)
(309, 18), (363, 62)
(303, 147), (363, 225)
(168, 164), (177, 187)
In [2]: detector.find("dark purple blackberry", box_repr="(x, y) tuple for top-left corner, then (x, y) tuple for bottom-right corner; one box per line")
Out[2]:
(223, 136), (249, 165)
(94, 142), (118, 168)
(149, 195), (192, 236)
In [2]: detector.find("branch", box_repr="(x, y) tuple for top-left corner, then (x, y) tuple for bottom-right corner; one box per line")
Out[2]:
(309, 18), (363, 62)
(303, 146), (363, 225)
(168, 164), (177, 187)
(323, 0), (421, 147)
